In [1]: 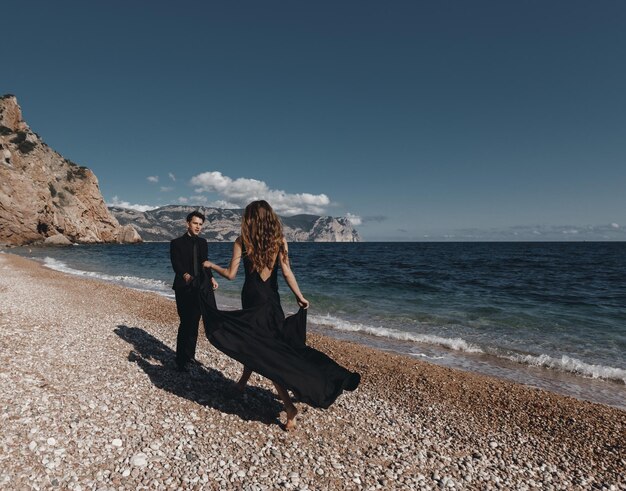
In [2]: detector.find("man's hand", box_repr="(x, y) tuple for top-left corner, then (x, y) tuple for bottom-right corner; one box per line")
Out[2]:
(183, 273), (193, 284)
(202, 260), (213, 269)
(211, 277), (219, 290)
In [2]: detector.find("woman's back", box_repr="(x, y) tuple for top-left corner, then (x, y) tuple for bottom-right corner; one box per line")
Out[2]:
(241, 248), (280, 309)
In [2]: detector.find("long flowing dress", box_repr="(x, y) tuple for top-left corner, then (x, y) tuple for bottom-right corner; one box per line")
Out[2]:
(199, 254), (360, 409)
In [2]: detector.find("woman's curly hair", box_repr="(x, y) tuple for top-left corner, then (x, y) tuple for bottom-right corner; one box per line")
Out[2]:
(241, 200), (284, 273)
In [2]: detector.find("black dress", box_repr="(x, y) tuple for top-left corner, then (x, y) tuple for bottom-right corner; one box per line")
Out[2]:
(200, 254), (360, 409)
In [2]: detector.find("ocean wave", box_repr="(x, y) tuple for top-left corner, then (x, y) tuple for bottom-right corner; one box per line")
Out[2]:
(309, 313), (626, 384)
(309, 313), (484, 354)
(411, 353), (445, 360)
(43, 257), (170, 293)
(506, 353), (626, 384)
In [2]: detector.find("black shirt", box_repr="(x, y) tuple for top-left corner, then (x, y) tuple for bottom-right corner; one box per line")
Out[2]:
(170, 233), (213, 290)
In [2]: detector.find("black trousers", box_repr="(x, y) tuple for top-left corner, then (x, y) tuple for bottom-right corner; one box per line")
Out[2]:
(174, 286), (215, 366)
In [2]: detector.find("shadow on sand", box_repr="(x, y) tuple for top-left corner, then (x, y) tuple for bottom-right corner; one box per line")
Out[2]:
(114, 325), (284, 426)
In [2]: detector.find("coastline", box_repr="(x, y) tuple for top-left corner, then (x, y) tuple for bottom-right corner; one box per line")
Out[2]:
(0, 253), (623, 489)
(12, 242), (626, 410)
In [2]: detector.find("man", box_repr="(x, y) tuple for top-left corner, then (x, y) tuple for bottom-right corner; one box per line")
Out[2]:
(170, 211), (218, 372)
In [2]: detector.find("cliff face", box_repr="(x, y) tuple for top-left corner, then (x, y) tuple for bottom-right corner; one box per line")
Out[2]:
(110, 206), (361, 242)
(0, 95), (141, 246)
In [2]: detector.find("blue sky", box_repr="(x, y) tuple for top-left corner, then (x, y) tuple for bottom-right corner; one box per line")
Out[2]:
(3, 1), (626, 240)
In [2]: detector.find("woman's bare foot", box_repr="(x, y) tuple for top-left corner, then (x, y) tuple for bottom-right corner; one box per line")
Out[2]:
(285, 405), (298, 431)
(273, 381), (298, 431)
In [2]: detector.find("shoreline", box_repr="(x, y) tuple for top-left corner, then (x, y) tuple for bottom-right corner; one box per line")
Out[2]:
(0, 252), (624, 489)
(10, 247), (626, 410)
(308, 321), (626, 411)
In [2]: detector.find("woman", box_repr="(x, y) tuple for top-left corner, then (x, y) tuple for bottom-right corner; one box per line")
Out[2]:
(201, 200), (360, 430)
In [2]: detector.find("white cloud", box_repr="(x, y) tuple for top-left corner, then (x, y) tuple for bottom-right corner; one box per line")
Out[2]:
(345, 213), (362, 225)
(174, 195), (238, 208)
(204, 200), (238, 209)
(168, 172), (176, 182)
(147, 176), (159, 183)
(190, 195), (207, 203)
(611, 222), (620, 229)
(109, 196), (159, 212)
(189, 171), (331, 215)
(160, 186), (174, 192)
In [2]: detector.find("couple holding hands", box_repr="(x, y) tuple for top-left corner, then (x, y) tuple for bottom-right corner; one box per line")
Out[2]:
(170, 200), (360, 430)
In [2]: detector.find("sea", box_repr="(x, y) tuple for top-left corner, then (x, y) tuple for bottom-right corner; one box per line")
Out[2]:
(8, 241), (626, 410)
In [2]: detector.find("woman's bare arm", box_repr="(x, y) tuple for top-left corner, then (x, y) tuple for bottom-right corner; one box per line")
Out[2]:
(203, 237), (242, 280)
(278, 238), (309, 309)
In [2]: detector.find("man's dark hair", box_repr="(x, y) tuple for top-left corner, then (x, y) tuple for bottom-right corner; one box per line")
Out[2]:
(186, 210), (205, 223)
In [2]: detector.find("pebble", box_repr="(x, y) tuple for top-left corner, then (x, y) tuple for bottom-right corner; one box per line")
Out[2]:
(0, 253), (623, 491)
(131, 453), (148, 467)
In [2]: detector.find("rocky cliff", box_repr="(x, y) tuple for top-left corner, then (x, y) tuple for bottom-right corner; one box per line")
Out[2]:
(109, 205), (361, 242)
(0, 95), (141, 246)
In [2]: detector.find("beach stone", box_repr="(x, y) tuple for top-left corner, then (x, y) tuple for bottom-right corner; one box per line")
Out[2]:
(131, 453), (148, 467)
(0, 253), (624, 490)
(46, 437), (56, 446)
(111, 438), (123, 447)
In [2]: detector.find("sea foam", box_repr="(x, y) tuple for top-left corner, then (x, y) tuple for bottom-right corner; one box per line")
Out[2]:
(309, 313), (626, 384)
(309, 313), (484, 353)
(43, 257), (171, 295)
(506, 353), (626, 384)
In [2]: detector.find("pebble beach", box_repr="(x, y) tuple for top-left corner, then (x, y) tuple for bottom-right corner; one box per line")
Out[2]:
(0, 252), (624, 490)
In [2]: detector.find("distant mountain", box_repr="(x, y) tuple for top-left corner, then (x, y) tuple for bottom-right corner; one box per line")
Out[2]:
(0, 95), (141, 246)
(109, 205), (361, 242)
